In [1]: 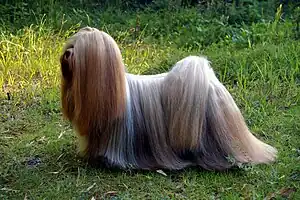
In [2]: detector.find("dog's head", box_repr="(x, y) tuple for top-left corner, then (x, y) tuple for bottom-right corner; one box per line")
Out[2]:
(60, 27), (126, 135)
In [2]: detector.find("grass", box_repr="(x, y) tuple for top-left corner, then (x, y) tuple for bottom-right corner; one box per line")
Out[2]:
(0, 96), (299, 199)
(1, 2), (300, 199)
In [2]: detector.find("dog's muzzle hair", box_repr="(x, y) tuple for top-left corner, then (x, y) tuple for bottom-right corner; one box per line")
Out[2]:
(60, 27), (277, 171)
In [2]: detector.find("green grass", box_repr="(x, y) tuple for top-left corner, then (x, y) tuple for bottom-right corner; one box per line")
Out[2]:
(1, 3), (300, 200)
(0, 96), (299, 199)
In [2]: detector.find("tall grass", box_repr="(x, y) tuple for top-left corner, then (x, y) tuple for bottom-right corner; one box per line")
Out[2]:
(0, 6), (298, 103)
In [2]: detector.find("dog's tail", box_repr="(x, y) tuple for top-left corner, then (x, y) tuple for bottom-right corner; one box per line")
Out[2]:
(163, 56), (277, 170)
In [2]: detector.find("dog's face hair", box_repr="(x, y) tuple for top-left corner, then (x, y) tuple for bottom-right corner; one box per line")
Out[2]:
(60, 27), (126, 129)
(60, 27), (277, 171)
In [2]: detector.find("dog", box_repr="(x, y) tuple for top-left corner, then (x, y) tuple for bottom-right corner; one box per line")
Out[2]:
(60, 27), (277, 171)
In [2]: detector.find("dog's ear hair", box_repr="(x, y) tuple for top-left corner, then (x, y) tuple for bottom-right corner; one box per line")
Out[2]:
(60, 48), (74, 81)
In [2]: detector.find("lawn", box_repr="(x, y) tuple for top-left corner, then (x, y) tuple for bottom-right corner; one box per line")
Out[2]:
(0, 1), (300, 199)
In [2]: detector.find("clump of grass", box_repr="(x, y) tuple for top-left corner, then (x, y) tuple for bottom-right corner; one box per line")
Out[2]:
(0, 26), (61, 98)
